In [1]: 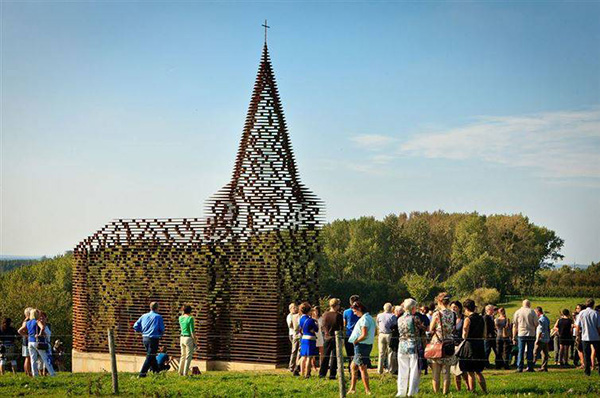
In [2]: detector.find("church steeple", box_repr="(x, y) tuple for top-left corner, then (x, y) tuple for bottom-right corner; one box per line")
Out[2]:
(203, 40), (323, 241)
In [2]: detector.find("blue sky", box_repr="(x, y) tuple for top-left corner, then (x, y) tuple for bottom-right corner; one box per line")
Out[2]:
(2, 2), (599, 264)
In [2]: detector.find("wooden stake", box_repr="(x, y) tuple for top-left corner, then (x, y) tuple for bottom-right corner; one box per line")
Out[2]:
(335, 331), (346, 398)
(107, 328), (119, 394)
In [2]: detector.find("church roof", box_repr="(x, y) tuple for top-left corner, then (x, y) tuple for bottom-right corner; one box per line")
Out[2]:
(76, 42), (323, 252)
(202, 43), (323, 241)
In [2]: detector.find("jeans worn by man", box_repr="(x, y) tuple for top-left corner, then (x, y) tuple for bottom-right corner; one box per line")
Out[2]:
(517, 337), (536, 372)
(582, 341), (600, 376)
(141, 337), (160, 375)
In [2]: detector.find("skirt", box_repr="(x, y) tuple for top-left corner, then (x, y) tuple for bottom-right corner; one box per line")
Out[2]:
(353, 343), (373, 366)
(300, 338), (318, 357)
(459, 340), (485, 373)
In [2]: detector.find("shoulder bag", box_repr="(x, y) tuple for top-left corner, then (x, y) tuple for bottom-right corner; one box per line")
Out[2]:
(424, 311), (455, 359)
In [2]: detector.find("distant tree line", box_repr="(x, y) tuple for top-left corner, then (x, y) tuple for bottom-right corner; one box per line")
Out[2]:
(319, 211), (565, 310)
(530, 261), (600, 297)
(0, 258), (41, 273)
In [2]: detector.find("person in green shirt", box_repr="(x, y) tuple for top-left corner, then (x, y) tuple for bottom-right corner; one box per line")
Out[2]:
(178, 305), (196, 376)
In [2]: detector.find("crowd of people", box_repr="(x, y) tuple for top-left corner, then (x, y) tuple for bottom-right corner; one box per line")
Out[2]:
(286, 295), (600, 396)
(1, 296), (599, 395)
(0, 308), (65, 376)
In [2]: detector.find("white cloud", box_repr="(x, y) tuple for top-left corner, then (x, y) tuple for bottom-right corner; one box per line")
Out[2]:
(350, 134), (396, 151)
(399, 108), (600, 179)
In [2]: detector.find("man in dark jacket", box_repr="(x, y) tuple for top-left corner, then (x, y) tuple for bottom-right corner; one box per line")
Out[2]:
(319, 298), (344, 379)
(483, 304), (498, 368)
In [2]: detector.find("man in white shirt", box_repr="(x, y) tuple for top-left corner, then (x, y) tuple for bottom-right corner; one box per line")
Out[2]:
(575, 298), (600, 376)
(512, 299), (539, 372)
(286, 303), (300, 374)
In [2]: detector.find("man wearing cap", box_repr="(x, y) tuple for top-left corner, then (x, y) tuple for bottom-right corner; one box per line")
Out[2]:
(133, 302), (165, 377)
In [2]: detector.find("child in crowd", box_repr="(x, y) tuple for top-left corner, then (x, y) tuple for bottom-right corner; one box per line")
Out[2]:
(156, 346), (171, 372)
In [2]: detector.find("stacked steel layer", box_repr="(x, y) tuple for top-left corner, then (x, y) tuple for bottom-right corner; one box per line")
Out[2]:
(73, 43), (323, 366)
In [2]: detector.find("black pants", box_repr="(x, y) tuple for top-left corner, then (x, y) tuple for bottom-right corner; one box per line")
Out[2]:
(582, 340), (600, 376)
(572, 343), (580, 366)
(496, 338), (511, 369)
(319, 337), (338, 378)
(484, 339), (497, 367)
(140, 337), (160, 376)
(344, 338), (354, 372)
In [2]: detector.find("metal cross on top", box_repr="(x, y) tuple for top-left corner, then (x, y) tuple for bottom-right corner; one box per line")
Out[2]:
(262, 19), (270, 44)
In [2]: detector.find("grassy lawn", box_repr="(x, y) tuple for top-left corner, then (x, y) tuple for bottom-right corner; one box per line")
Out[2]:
(0, 367), (599, 397)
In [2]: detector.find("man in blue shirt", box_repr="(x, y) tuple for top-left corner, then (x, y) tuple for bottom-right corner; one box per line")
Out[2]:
(133, 302), (165, 377)
(534, 307), (550, 372)
(343, 295), (361, 373)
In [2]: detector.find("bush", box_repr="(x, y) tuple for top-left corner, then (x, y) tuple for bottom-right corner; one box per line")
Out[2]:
(320, 277), (408, 312)
(471, 287), (501, 309)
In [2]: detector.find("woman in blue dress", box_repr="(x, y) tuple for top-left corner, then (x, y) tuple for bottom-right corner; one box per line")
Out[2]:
(298, 302), (319, 378)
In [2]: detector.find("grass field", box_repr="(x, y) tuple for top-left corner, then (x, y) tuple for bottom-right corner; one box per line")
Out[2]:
(1, 368), (599, 397)
(496, 296), (584, 325)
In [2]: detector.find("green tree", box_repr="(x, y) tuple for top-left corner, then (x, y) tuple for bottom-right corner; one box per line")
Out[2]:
(446, 252), (506, 296)
(0, 254), (73, 369)
(402, 271), (438, 303)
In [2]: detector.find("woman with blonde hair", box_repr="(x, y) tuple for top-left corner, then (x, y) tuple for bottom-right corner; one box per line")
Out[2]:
(428, 293), (457, 394)
(18, 308), (33, 376)
(18, 309), (55, 377)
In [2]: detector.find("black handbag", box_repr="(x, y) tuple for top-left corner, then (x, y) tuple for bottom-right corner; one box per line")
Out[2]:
(442, 340), (455, 357)
(455, 340), (467, 358)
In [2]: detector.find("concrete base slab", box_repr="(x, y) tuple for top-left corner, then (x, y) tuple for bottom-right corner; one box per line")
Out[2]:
(72, 350), (279, 373)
